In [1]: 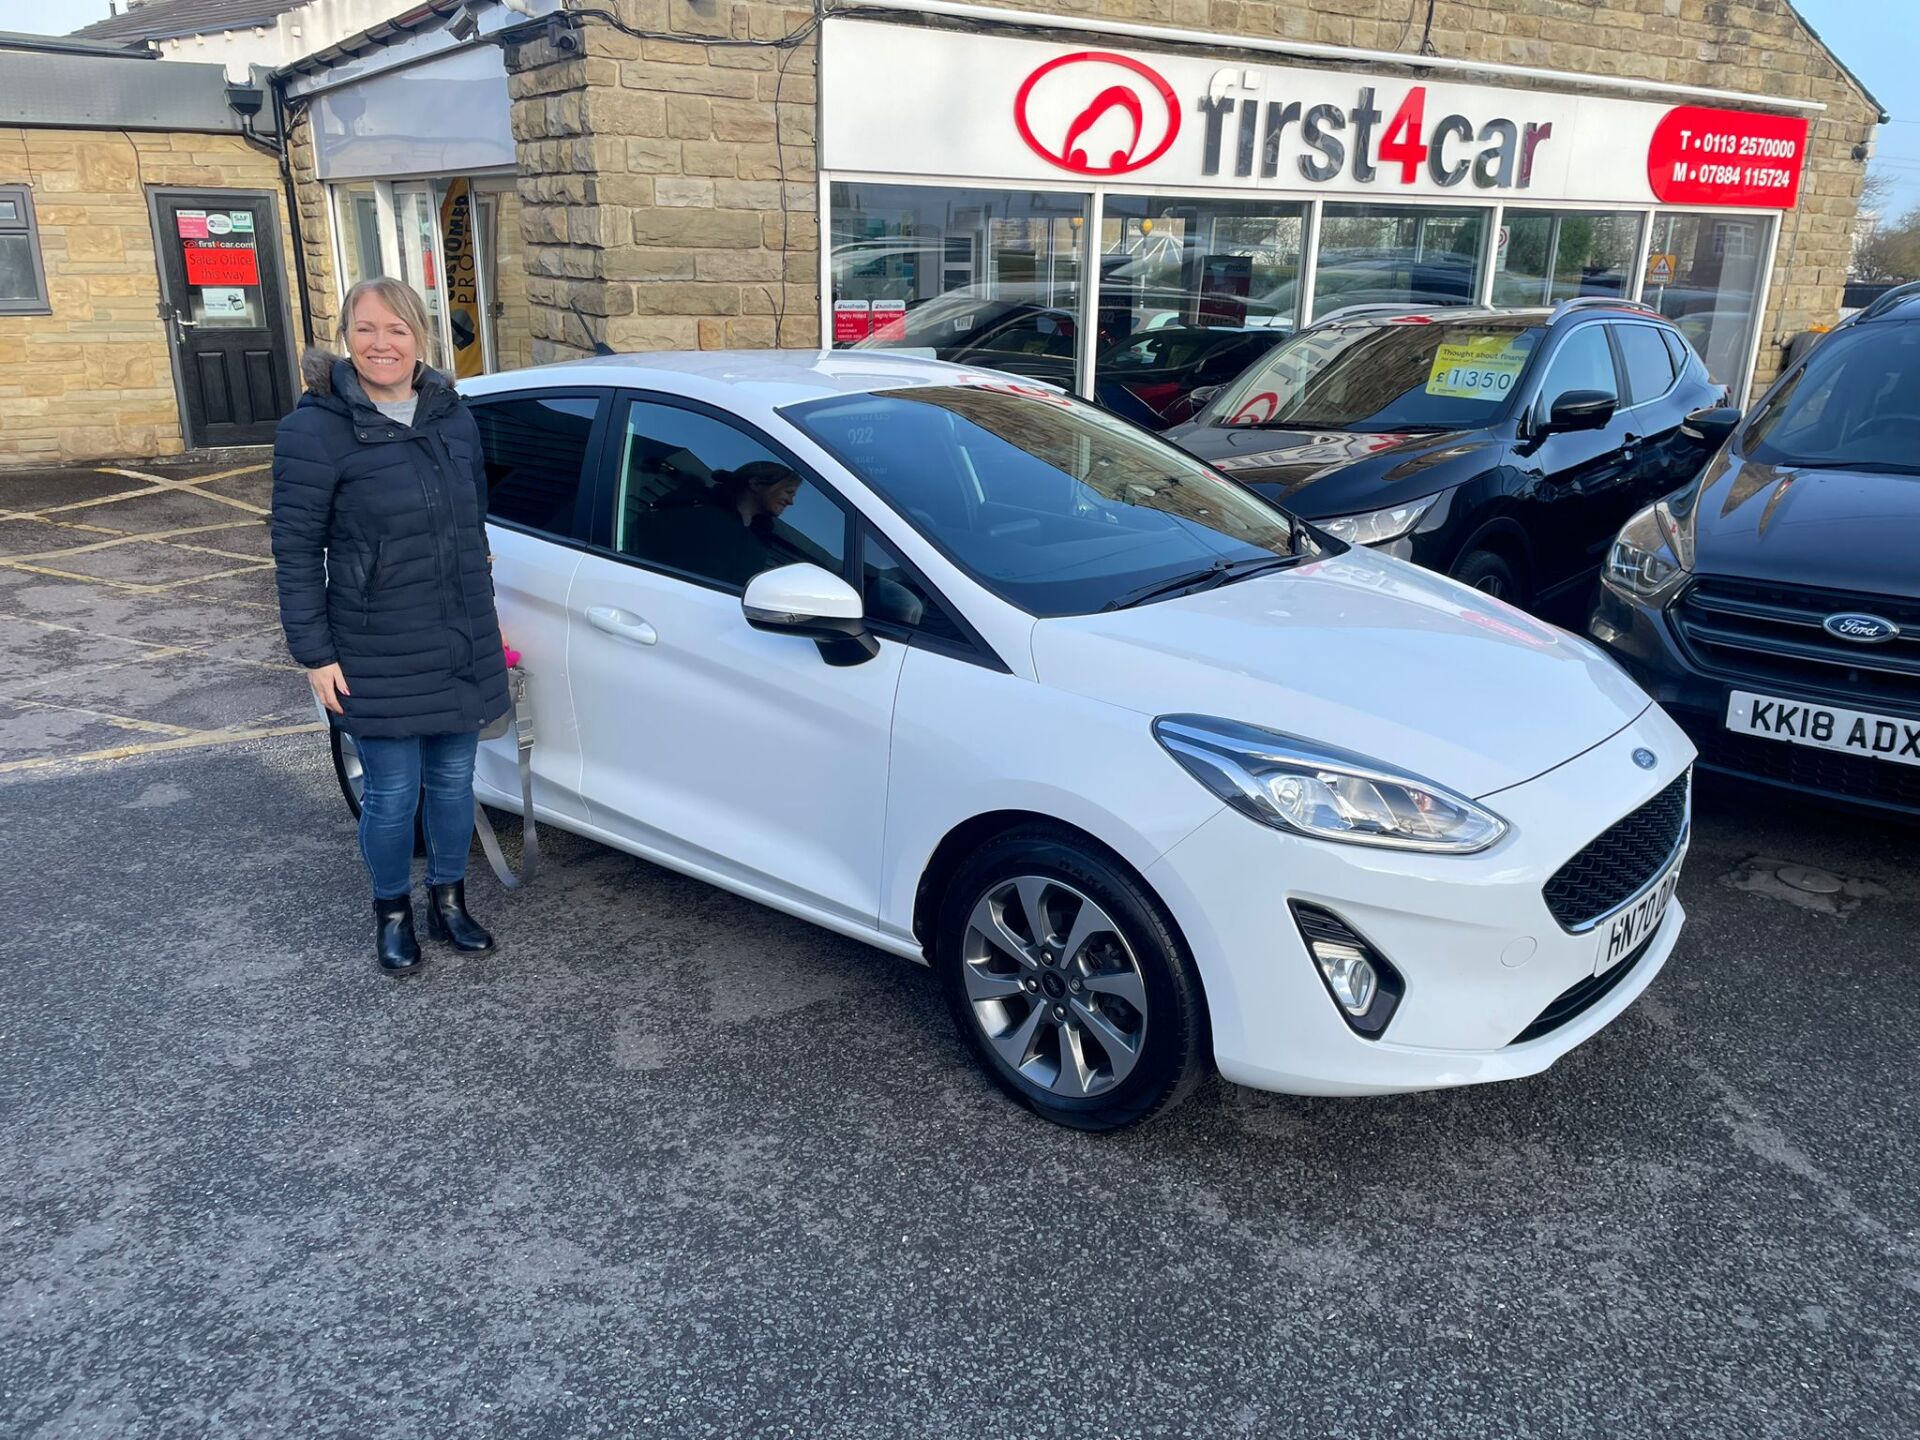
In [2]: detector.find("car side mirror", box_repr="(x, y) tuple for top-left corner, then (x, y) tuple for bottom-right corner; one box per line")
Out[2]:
(1682, 405), (1742, 446)
(1544, 389), (1617, 435)
(742, 563), (879, 666)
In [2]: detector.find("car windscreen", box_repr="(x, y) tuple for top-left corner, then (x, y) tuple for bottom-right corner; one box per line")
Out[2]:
(1203, 318), (1543, 432)
(1744, 323), (1920, 475)
(783, 384), (1310, 617)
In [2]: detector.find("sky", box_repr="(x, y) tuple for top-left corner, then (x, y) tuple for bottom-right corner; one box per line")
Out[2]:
(3, 0), (1917, 215)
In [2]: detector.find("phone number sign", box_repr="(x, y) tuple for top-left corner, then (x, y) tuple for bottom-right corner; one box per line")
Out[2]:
(1647, 105), (1808, 209)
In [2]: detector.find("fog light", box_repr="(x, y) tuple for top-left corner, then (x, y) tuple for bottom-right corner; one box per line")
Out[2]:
(1290, 902), (1405, 1038)
(1310, 939), (1377, 1014)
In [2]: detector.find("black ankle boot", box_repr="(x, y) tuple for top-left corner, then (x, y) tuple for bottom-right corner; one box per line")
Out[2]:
(426, 881), (495, 953)
(375, 894), (423, 973)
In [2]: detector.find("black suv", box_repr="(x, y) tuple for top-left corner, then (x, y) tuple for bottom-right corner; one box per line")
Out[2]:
(1590, 283), (1920, 819)
(1164, 300), (1733, 617)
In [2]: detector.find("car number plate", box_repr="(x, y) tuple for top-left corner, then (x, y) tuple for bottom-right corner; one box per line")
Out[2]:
(1596, 848), (1684, 975)
(1726, 691), (1920, 769)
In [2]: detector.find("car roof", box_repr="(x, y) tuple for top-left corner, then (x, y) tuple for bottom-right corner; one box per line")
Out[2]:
(458, 348), (1043, 415)
(1312, 301), (1672, 332)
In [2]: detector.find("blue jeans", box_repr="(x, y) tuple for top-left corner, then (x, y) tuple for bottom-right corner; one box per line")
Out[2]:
(356, 730), (479, 899)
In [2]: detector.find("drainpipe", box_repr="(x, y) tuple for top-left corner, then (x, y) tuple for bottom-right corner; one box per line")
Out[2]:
(261, 71), (316, 348)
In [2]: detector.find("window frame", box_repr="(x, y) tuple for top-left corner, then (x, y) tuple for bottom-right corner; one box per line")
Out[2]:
(1611, 320), (1684, 411)
(588, 388), (1007, 670)
(469, 386), (616, 548)
(0, 185), (51, 316)
(1525, 318), (1626, 430)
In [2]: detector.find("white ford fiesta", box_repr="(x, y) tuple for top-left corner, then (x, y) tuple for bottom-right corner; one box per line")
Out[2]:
(331, 350), (1695, 1130)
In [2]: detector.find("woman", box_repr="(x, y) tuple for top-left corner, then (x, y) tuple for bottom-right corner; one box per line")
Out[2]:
(271, 277), (510, 974)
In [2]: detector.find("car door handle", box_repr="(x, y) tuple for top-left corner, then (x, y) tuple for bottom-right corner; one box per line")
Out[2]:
(584, 605), (658, 646)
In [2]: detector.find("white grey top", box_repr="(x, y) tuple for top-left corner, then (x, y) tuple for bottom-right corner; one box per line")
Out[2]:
(374, 395), (418, 428)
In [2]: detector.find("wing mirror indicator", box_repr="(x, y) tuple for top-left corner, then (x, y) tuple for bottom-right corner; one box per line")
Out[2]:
(742, 563), (880, 667)
(1681, 405), (1742, 446)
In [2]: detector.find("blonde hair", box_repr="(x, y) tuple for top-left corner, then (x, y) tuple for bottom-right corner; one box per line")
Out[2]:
(338, 277), (433, 360)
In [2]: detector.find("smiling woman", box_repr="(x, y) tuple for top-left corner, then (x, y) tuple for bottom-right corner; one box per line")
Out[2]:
(270, 275), (511, 974)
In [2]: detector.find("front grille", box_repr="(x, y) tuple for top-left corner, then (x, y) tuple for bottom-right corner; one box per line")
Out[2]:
(1683, 716), (1920, 816)
(1542, 772), (1690, 931)
(1673, 577), (1920, 708)
(1511, 929), (1658, 1045)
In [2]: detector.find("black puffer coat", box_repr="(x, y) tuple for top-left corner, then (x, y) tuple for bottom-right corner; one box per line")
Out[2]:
(271, 350), (509, 740)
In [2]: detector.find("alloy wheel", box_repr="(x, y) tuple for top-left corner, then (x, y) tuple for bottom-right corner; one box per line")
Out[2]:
(961, 876), (1149, 1099)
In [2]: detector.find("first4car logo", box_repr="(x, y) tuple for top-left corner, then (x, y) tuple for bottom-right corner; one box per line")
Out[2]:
(1014, 52), (1182, 176)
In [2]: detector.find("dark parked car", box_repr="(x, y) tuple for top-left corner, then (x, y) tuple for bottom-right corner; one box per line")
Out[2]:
(851, 285), (1291, 428)
(1164, 300), (1731, 617)
(1590, 282), (1920, 819)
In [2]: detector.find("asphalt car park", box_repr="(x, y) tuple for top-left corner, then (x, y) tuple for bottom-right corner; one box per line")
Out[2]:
(2, 454), (1918, 1437)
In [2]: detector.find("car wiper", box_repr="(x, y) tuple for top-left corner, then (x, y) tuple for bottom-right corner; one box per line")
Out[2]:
(1779, 459), (1920, 476)
(1099, 555), (1300, 612)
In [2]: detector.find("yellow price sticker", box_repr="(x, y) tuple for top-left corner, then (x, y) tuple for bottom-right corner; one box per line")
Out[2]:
(1426, 337), (1527, 400)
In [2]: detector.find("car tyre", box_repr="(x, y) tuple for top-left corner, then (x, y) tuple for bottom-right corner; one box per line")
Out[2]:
(1451, 547), (1524, 605)
(935, 827), (1209, 1131)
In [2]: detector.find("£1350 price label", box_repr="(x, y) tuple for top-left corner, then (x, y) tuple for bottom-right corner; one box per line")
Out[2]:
(1426, 337), (1526, 400)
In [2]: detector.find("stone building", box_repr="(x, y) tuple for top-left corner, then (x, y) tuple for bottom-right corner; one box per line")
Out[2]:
(0, 0), (1888, 463)
(274, 0), (1888, 416)
(0, 33), (302, 463)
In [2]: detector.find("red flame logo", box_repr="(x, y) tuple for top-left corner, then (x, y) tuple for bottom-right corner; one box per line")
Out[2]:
(1014, 52), (1181, 177)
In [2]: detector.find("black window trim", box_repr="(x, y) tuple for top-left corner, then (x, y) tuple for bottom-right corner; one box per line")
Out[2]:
(587, 387), (1009, 672)
(1610, 319), (1685, 413)
(854, 516), (1010, 672)
(1525, 317), (1627, 429)
(0, 184), (51, 316)
(471, 385), (617, 550)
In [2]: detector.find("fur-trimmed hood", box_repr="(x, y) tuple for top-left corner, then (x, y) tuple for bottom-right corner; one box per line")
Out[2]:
(296, 347), (460, 432)
(300, 346), (454, 398)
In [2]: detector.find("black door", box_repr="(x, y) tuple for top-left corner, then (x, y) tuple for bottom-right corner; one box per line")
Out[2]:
(1517, 322), (1636, 598)
(152, 191), (296, 448)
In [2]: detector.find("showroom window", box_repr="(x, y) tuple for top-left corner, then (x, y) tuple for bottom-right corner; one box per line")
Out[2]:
(1312, 203), (1489, 320)
(1093, 194), (1305, 429)
(1492, 209), (1644, 306)
(1642, 212), (1773, 393)
(0, 185), (49, 316)
(830, 182), (1089, 391)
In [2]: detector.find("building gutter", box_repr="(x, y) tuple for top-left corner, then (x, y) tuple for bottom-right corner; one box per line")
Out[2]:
(834, 0), (1827, 113)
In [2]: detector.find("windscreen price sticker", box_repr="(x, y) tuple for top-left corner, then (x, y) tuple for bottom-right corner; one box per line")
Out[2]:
(1426, 337), (1526, 399)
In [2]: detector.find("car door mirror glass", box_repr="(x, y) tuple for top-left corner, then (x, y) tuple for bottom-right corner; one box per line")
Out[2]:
(1546, 389), (1617, 434)
(1682, 405), (1742, 446)
(743, 563), (879, 665)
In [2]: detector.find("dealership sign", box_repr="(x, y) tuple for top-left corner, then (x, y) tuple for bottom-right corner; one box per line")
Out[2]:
(822, 20), (1807, 208)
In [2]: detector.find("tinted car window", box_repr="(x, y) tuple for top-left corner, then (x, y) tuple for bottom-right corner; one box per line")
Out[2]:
(786, 384), (1310, 617)
(1205, 318), (1542, 433)
(474, 394), (598, 537)
(1537, 326), (1618, 407)
(862, 531), (968, 645)
(1745, 322), (1920, 474)
(1660, 327), (1693, 378)
(1617, 323), (1679, 405)
(614, 399), (847, 589)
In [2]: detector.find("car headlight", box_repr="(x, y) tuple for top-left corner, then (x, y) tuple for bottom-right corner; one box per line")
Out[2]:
(1153, 716), (1507, 853)
(1316, 495), (1437, 547)
(1604, 496), (1695, 602)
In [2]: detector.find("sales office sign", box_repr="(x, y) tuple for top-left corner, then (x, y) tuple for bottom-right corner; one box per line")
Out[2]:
(821, 19), (1807, 208)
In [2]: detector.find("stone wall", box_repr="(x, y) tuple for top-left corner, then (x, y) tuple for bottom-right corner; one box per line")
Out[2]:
(286, 105), (339, 350)
(503, 0), (1873, 394)
(504, 0), (820, 365)
(0, 127), (298, 465)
